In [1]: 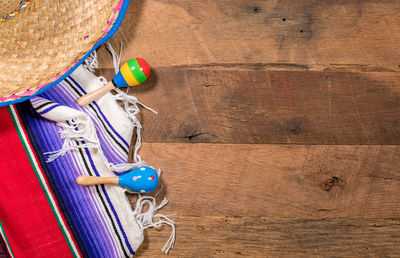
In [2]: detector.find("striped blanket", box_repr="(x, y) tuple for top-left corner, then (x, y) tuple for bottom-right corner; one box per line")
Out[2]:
(0, 59), (173, 257)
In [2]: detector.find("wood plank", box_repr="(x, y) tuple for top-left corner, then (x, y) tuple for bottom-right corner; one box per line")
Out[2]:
(101, 68), (400, 144)
(136, 216), (400, 257)
(128, 143), (400, 218)
(99, 0), (400, 71)
(98, 1), (400, 255)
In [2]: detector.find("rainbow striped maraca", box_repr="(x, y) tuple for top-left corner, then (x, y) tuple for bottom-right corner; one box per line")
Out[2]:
(76, 166), (159, 193)
(77, 58), (150, 106)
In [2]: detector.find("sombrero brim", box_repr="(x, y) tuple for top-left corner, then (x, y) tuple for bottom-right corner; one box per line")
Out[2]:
(0, 0), (130, 107)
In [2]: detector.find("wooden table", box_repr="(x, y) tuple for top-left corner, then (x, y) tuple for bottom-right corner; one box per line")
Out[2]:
(98, 0), (400, 256)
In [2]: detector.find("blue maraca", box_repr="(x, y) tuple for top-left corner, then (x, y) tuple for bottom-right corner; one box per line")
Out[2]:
(76, 166), (159, 193)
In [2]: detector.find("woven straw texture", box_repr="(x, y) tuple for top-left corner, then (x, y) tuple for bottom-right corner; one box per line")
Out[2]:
(0, 0), (121, 101)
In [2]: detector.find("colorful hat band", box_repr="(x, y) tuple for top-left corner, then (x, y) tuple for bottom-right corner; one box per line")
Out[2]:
(0, 0), (31, 22)
(0, 0), (129, 106)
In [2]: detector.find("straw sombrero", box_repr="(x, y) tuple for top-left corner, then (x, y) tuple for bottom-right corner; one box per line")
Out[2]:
(0, 0), (129, 106)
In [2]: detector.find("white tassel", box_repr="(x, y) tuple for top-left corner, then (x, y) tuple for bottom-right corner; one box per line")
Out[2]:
(114, 89), (157, 165)
(109, 162), (147, 173)
(105, 42), (122, 74)
(83, 51), (99, 73)
(80, 44), (158, 172)
(104, 42), (158, 168)
(83, 43), (175, 253)
(45, 117), (99, 162)
(82, 49), (111, 87)
(133, 195), (176, 254)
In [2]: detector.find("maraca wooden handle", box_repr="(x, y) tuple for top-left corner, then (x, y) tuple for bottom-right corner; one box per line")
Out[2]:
(77, 82), (115, 106)
(76, 176), (119, 186)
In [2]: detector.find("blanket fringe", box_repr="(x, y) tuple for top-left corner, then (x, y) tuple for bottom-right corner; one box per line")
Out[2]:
(85, 42), (175, 254)
(84, 43), (158, 169)
(132, 194), (176, 254)
(104, 42), (158, 169)
(113, 89), (158, 166)
(45, 117), (99, 162)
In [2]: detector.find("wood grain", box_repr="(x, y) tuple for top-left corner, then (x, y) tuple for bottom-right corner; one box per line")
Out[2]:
(136, 216), (400, 257)
(94, 0), (400, 256)
(129, 143), (400, 218)
(128, 144), (400, 256)
(99, 0), (400, 71)
(101, 68), (400, 144)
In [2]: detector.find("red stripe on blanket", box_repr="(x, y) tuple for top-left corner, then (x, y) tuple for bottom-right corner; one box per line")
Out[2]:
(12, 106), (82, 257)
(0, 107), (73, 257)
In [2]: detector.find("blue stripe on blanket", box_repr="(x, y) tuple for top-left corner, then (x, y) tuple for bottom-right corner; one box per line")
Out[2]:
(38, 103), (62, 114)
(85, 148), (135, 255)
(15, 101), (133, 257)
(39, 78), (129, 165)
(69, 77), (130, 148)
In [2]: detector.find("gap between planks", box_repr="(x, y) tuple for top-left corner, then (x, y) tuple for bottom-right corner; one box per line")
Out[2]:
(128, 143), (400, 218)
(99, 0), (400, 72)
(103, 67), (400, 145)
(136, 216), (400, 257)
(129, 143), (400, 256)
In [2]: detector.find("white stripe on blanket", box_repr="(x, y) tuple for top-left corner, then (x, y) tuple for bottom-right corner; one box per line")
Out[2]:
(29, 53), (175, 255)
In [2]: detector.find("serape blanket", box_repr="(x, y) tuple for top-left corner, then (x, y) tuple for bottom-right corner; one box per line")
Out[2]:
(0, 58), (173, 257)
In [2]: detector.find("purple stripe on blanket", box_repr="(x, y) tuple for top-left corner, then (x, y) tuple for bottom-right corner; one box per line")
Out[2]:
(53, 82), (128, 165)
(85, 147), (135, 255)
(43, 76), (129, 150)
(15, 102), (125, 257)
(39, 80), (128, 165)
(69, 76), (129, 147)
(38, 103), (62, 114)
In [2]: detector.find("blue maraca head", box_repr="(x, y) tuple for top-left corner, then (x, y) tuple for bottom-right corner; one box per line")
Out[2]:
(118, 166), (159, 193)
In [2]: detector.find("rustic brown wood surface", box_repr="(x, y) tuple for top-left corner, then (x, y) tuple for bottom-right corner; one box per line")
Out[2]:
(135, 217), (400, 257)
(98, 0), (400, 256)
(137, 144), (400, 219)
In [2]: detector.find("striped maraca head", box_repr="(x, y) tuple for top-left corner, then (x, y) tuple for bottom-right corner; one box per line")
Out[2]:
(112, 58), (150, 87)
